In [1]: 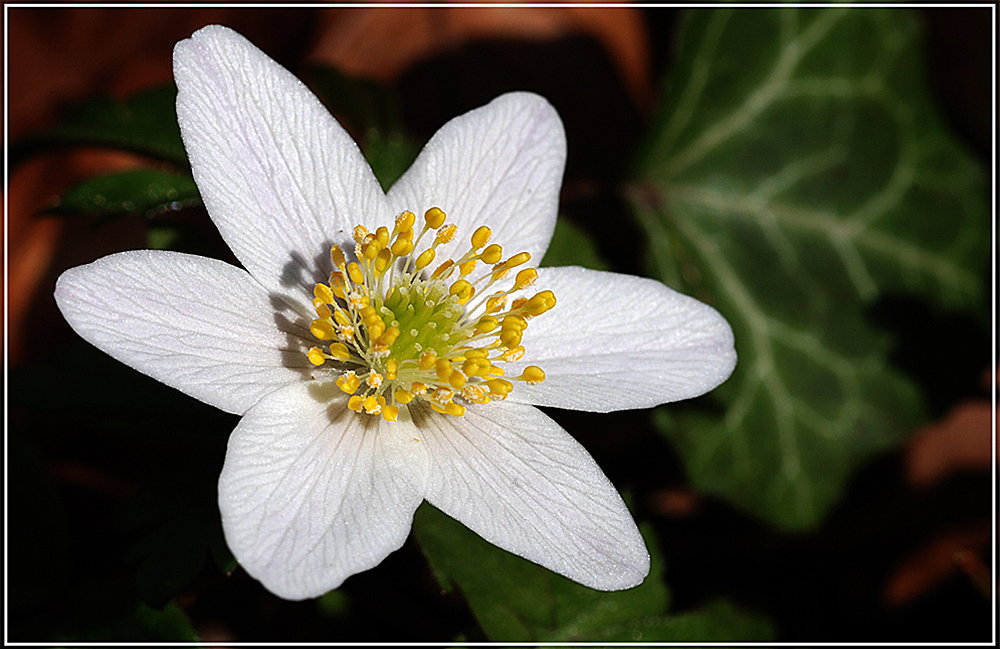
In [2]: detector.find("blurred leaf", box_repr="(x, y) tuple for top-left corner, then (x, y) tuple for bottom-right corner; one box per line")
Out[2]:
(363, 127), (421, 192)
(71, 602), (199, 642)
(16, 85), (188, 166)
(588, 599), (774, 642)
(10, 342), (218, 418)
(120, 480), (230, 609)
(630, 8), (988, 529)
(414, 503), (772, 641)
(414, 503), (666, 641)
(49, 168), (200, 219)
(541, 218), (611, 270)
(307, 66), (420, 191)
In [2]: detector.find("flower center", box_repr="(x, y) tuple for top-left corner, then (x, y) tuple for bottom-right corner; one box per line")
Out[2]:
(307, 207), (554, 422)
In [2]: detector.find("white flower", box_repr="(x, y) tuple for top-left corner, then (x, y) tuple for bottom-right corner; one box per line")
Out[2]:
(53, 25), (736, 601)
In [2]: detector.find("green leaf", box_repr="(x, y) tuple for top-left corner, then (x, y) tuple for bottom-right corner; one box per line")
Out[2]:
(307, 66), (420, 192)
(70, 602), (199, 642)
(49, 168), (200, 219)
(17, 85), (188, 166)
(589, 599), (774, 643)
(540, 218), (611, 270)
(414, 502), (772, 641)
(363, 127), (421, 192)
(414, 503), (667, 642)
(630, 8), (988, 529)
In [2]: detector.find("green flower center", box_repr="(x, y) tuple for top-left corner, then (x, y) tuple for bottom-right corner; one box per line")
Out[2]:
(307, 207), (554, 422)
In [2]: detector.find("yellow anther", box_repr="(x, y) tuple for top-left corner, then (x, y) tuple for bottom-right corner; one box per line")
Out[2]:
(489, 365), (506, 376)
(519, 366), (546, 384)
(499, 328), (522, 348)
(445, 402), (466, 417)
(450, 279), (474, 301)
(382, 404), (399, 422)
(391, 237), (414, 257)
(462, 358), (485, 377)
(502, 315), (528, 331)
(485, 295), (507, 313)
(431, 387), (454, 405)
(368, 320), (385, 342)
(334, 309), (352, 326)
(396, 210), (416, 231)
(348, 395), (363, 412)
(348, 290), (369, 310)
(395, 389), (414, 404)
(375, 226), (390, 249)
(307, 348), (326, 366)
(411, 382), (428, 396)
(378, 326), (400, 346)
(424, 207), (446, 229)
(487, 378), (513, 396)
(336, 324), (355, 341)
(471, 225), (491, 249)
(434, 224), (457, 246)
(415, 248), (436, 270)
(375, 247), (392, 273)
(329, 343), (352, 360)
(480, 244), (503, 265)
(435, 358), (453, 379)
(363, 239), (381, 260)
(314, 283), (334, 303)
(462, 385), (491, 404)
(500, 346), (525, 362)
(347, 262), (365, 285)
(510, 296), (528, 311)
(330, 245), (346, 269)
(314, 303), (332, 320)
(336, 371), (361, 394)
(475, 315), (499, 334)
(330, 272), (347, 290)
(514, 268), (538, 290)
(311, 319), (336, 340)
(448, 370), (467, 389)
(366, 372), (383, 389)
(526, 290), (557, 316)
(431, 259), (455, 279)
(386, 359), (398, 380)
(459, 260), (478, 277)
(353, 225), (369, 245)
(419, 351), (437, 371)
(495, 252), (531, 275)
(465, 348), (489, 358)
(362, 395), (383, 414)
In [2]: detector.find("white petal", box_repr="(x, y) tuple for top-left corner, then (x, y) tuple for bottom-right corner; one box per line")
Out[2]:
(54, 250), (313, 415)
(386, 92), (565, 267)
(219, 382), (431, 600)
(174, 25), (390, 312)
(508, 266), (737, 412)
(416, 401), (649, 590)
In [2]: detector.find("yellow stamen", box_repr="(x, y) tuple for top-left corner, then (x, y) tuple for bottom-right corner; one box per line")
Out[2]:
(305, 208), (554, 422)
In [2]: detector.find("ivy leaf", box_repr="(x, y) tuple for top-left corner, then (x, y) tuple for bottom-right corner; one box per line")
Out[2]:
(630, 8), (988, 529)
(16, 85), (188, 166)
(49, 168), (200, 219)
(413, 503), (771, 641)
